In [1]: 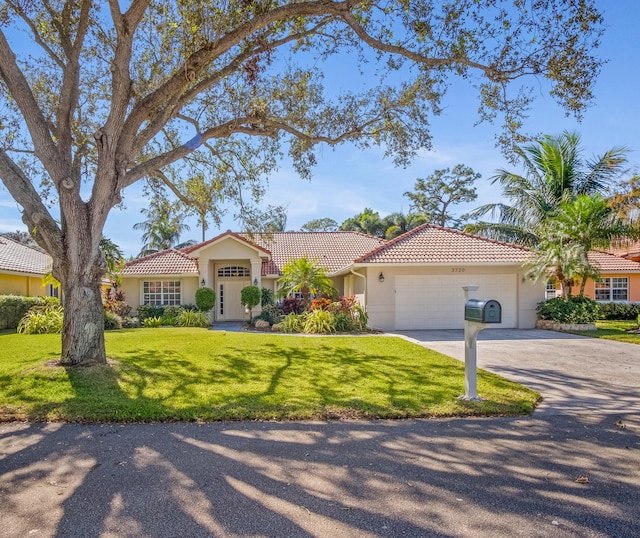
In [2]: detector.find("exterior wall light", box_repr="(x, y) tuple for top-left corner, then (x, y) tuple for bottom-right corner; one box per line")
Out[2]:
(378, 272), (385, 283)
(254, 278), (258, 286)
(201, 279), (206, 287)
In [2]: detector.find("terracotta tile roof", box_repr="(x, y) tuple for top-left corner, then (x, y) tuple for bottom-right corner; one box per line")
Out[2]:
(122, 249), (199, 275)
(241, 232), (387, 275)
(609, 239), (640, 260)
(588, 251), (640, 272)
(355, 224), (532, 264)
(181, 230), (272, 257)
(0, 236), (52, 275)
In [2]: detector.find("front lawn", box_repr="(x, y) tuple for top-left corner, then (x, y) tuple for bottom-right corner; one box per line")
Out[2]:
(0, 329), (539, 422)
(570, 320), (640, 344)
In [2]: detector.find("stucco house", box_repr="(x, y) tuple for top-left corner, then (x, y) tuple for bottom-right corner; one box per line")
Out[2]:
(0, 236), (58, 297)
(120, 224), (546, 330)
(553, 251), (640, 302)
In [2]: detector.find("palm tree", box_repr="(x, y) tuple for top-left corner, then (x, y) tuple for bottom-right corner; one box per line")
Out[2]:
(99, 237), (125, 286)
(133, 199), (194, 257)
(468, 131), (628, 246)
(277, 255), (334, 307)
(527, 195), (635, 296)
(339, 208), (386, 238)
(383, 212), (428, 239)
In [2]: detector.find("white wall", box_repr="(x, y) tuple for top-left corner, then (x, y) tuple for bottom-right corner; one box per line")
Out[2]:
(364, 265), (545, 331)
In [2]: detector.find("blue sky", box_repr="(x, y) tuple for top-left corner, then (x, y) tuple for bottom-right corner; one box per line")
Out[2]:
(1, 2), (639, 258)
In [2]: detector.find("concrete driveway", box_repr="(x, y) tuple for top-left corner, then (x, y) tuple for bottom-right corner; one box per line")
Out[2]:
(393, 328), (640, 415)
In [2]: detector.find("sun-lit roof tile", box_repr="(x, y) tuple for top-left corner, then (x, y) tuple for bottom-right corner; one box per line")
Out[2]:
(356, 224), (531, 264)
(122, 249), (199, 275)
(240, 232), (387, 275)
(588, 251), (640, 272)
(0, 236), (52, 275)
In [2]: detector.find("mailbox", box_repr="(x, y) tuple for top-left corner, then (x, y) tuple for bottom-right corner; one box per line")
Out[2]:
(464, 299), (501, 324)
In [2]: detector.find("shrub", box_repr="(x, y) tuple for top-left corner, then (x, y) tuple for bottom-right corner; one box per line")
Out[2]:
(176, 310), (210, 327)
(0, 295), (53, 330)
(334, 312), (353, 332)
(161, 316), (177, 326)
(181, 303), (198, 312)
(163, 305), (183, 319)
(137, 304), (164, 321)
(255, 304), (283, 325)
(195, 287), (216, 312)
(280, 297), (304, 315)
(261, 287), (274, 307)
(303, 309), (336, 334)
(104, 311), (123, 330)
(279, 313), (305, 333)
(310, 298), (333, 311)
(110, 301), (131, 318)
(17, 302), (64, 334)
(352, 303), (369, 331)
(597, 302), (640, 320)
(102, 288), (130, 317)
(142, 316), (164, 328)
(122, 316), (142, 328)
(241, 286), (261, 320)
(536, 296), (600, 324)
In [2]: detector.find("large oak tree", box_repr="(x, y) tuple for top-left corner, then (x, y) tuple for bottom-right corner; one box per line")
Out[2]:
(0, 0), (605, 365)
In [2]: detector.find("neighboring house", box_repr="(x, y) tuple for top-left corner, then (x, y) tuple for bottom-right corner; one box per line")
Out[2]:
(557, 251), (640, 302)
(0, 236), (59, 297)
(121, 225), (545, 330)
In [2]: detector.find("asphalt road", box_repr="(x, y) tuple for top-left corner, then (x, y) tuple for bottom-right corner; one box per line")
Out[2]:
(1, 329), (639, 537)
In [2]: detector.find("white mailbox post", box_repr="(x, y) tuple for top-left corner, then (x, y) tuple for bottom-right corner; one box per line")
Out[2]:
(462, 285), (502, 401)
(462, 285), (482, 401)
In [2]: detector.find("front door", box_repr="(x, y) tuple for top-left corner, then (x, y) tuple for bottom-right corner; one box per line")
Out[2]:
(218, 279), (250, 321)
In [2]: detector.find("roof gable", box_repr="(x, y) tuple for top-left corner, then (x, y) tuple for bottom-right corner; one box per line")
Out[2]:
(0, 236), (52, 275)
(122, 249), (199, 275)
(355, 224), (531, 264)
(182, 230), (271, 258)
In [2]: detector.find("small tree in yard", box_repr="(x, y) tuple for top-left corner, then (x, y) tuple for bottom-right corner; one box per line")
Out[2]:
(195, 287), (216, 313)
(0, 2), (605, 365)
(277, 256), (334, 308)
(241, 286), (261, 321)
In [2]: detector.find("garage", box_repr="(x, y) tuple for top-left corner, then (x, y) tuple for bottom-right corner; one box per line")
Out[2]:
(394, 273), (518, 330)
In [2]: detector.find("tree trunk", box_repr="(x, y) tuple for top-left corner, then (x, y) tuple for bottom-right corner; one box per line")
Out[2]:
(57, 224), (108, 366)
(60, 271), (106, 366)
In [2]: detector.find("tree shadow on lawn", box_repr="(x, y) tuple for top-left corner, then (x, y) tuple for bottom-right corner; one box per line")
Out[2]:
(20, 337), (536, 422)
(1, 414), (638, 537)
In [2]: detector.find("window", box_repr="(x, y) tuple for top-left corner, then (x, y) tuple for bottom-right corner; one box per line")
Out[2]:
(219, 284), (224, 315)
(143, 281), (181, 305)
(47, 283), (59, 298)
(545, 279), (557, 300)
(595, 277), (628, 302)
(217, 266), (250, 277)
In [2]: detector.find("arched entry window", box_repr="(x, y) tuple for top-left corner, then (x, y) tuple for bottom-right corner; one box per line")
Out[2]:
(217, 266), (250, 277)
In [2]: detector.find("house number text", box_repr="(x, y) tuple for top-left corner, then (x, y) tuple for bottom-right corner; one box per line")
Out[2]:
(451, 267), (466, 273)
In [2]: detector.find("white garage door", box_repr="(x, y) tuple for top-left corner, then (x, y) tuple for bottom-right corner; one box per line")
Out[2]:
(395, 274), (517, 330)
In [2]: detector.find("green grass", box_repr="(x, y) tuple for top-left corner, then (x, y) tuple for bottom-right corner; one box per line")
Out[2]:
(570, 320), (640, 344)
(0, 328), (540, 422)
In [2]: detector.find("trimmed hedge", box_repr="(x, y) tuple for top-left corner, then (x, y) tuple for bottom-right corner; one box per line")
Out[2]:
(0, 295), (58, 330)
(597, 302), (640, 320)
(536, 296), (600, 324)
